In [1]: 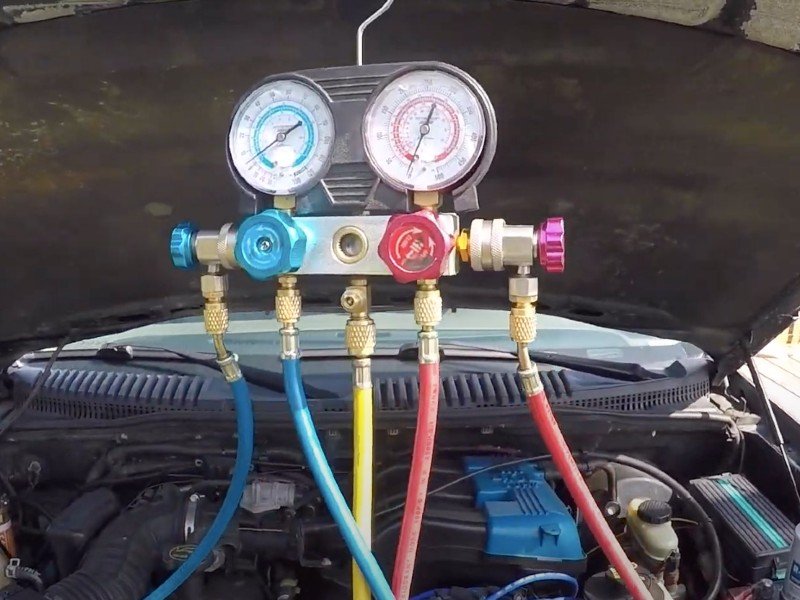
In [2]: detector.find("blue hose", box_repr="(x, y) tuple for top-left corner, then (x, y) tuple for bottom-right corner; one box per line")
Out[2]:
(143, 375), (254, 600)
(282, 357), (394, 600)
(484, 573), (579, 600)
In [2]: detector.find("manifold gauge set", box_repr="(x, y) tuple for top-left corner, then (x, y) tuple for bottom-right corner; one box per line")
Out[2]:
(172, 61), (565, 281)
(167, 54), (566, 600)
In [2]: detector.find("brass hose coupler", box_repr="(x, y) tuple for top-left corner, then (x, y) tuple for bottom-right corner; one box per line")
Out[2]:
(414, 280), (442, 364)
(414, 280), (442, 330)
(277, 275), (302, 360)
(341, 279), (376, 361)
(276, 276), (302, 327)
(509, 270), (542, 394)
(201, 270), (230, 337)
(508, 273), (538, 347)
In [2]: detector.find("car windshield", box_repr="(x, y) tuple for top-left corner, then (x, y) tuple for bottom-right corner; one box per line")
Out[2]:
(63, 309), (703, 367)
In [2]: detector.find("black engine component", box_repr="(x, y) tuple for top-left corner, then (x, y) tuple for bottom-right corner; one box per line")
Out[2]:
(44, 487), (186, 600)
(44, 488), (120, 577)
(691, 473), (795, 583)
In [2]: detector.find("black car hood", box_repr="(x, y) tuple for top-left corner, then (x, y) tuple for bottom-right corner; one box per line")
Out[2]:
(2, 0), (800, 379)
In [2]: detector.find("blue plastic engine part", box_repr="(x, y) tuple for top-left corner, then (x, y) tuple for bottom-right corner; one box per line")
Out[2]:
(169, 222), (198, 270)
(235, 209), (308, 281)
(464, 456), (585, 563)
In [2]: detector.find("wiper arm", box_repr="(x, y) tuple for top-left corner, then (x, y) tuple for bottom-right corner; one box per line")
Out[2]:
(526, 350), (667, 382)
(394, 342), (669, 381)
(41, 344), (338, 399)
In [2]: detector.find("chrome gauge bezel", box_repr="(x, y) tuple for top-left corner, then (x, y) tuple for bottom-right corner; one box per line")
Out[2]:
(227, 75), (335, 197)
(362, 64), (491, 193)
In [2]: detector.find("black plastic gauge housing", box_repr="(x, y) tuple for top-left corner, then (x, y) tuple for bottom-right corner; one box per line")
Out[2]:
(226, 61), (497, 217)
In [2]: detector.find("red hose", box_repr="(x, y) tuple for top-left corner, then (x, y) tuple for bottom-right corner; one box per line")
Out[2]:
(392, 361), (440, 600)
(526, 388), (652, 600)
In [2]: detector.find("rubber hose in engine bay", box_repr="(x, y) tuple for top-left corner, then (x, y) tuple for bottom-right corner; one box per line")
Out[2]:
(43, 487), (186, 600)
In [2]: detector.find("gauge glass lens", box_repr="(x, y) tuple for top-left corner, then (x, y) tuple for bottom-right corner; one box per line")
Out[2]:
(363, 70), (486, 191)
(229, 80), (334, 195)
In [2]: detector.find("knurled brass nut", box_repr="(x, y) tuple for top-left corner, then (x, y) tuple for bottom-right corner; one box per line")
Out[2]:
(509, 277), (538, 302)
(204, 305), (229, 335)
(509, 307), (536, 345)
(275, 294), (301, 324)
(345, 320), (376, 356)
(200, 274), (228, 297)
(414, 293), (443, 327)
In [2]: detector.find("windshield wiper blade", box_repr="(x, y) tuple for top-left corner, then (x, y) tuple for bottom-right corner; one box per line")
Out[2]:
(37, 344), (338, 399)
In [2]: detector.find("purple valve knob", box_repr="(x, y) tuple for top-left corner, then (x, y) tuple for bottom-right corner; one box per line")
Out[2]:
(537, 217), (565, 273)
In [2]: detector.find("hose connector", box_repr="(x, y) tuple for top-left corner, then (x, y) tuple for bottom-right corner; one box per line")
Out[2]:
(198, 268), (241, 383)
(415, 280), (442, 364)
(277, 276), (301, 360)
(508, 267), (542, 393)
(201, 271), (230, 338)
(509, 273), (538, 347)
(341, 279), (376, 362)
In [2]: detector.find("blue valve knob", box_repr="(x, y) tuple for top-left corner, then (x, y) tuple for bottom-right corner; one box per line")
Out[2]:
(234, 210), (307, 281)
(170, 222), (198, 270)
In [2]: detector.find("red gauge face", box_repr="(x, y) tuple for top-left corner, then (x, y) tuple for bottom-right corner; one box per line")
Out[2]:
(363, 70), (487, 192)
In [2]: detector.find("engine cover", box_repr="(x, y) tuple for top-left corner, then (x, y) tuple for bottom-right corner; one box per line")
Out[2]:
(464, 457), (585, 565)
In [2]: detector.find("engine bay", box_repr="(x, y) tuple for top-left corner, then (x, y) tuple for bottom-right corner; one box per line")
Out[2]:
(0, 408), (767, 600)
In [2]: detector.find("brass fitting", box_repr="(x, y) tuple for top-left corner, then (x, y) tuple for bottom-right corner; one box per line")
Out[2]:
(508, 272), (538, 347)
(273, 195), (297, 212)
(456, 230), (470, 263)
(414, 280), (443, 330)
(276, 276), (302, 360)
(412, 190), (441, 210)
(509, 270), (542, 394)
(509, 303), (537, 346)
(198, 268), (240, 381)
(201, 272), (230, 337)
(275, 275), (302, 327)
(414, 280), (442, 364)
(341, 279), (376, 361)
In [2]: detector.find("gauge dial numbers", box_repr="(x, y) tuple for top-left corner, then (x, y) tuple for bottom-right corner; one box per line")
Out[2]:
(228, 79), (334, 196)
(363, 69), (487, 192)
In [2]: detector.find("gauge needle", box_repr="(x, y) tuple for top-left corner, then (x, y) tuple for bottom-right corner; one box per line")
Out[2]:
(247, 120), (303, 164)
(406, 103), (437, 177)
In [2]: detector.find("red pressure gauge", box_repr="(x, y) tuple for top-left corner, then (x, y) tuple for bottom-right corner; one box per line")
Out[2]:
(378, 211), (454, 283)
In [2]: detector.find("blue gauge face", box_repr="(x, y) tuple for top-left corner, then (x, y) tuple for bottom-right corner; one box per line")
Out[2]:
(229, 79), (335, 196)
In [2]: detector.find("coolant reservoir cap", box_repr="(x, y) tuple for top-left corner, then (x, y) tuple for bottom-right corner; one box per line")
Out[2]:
(234, 210), (307, 281)
(378, 211), (453, 284)
(636, 499), (672, 525)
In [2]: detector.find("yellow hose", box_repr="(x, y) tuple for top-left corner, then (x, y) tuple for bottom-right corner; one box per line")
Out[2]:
(352, 383), (374, 600)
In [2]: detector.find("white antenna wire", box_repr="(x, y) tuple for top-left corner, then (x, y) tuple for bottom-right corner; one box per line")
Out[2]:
(357, 0), (395, 66)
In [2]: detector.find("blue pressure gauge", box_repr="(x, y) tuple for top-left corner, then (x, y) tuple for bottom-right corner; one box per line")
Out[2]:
(228, 79), (335, 196)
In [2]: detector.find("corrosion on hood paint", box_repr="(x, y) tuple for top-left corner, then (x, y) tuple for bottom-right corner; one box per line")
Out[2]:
(1, 0), (800, 379)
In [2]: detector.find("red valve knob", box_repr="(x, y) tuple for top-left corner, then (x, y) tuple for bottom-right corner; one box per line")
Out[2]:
(537, 217), (565, 273)
(378, 211), (453, 284)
